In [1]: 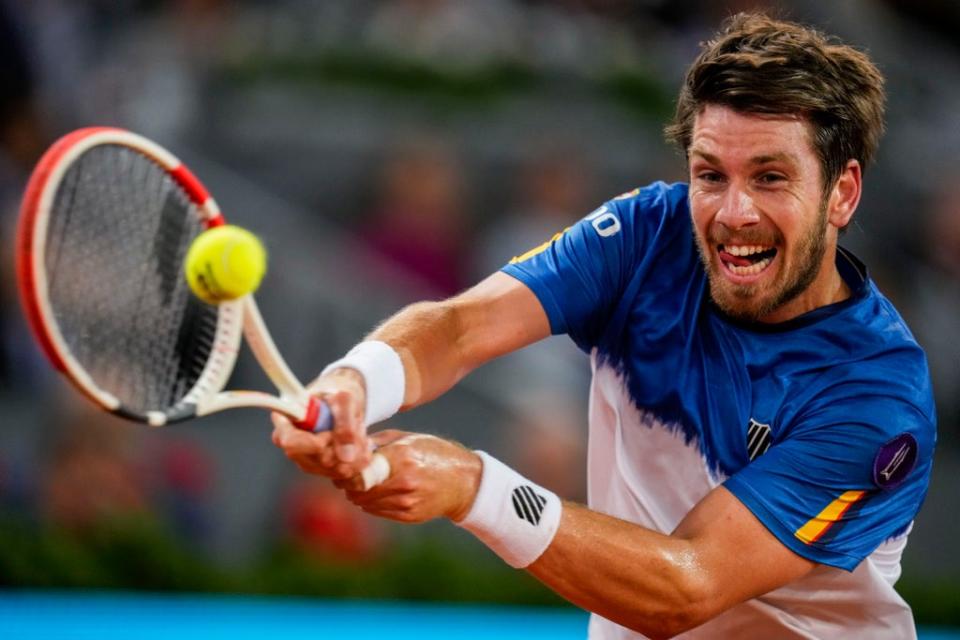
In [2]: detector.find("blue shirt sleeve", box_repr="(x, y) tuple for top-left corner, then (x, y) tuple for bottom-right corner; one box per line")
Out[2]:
(724, 391), (935, 571)
(501, 182), (687, 351)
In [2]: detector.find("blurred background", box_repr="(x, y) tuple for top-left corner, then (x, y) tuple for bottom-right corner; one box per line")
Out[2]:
(0, 0), (957, 634)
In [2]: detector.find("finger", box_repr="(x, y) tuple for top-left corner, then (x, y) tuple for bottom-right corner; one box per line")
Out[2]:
(272, 412), (322, 452)
(324, 388), (367, 464)
(271, 410), (295, 439)
(335, 471), (399, 495)
(271, 412), (336, 463)
(358, 507), (424, 524)
(361, 452), (391, 489)
(344, 490), (412, 512)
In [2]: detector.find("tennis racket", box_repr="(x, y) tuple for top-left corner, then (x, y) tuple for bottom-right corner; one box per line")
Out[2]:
(16, 127), (389, 489)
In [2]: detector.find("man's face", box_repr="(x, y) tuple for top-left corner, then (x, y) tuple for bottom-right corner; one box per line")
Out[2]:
(688, 105), (837, 323)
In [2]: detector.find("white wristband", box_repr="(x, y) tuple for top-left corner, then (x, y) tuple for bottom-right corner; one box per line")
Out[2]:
(321, 340), (405, 427)
(457, 451), (562, 569)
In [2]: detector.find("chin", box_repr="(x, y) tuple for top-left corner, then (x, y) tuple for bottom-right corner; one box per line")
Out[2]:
(709, 280), (776, 322)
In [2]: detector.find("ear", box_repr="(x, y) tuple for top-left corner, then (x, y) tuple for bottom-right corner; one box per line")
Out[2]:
(827, 160), (862, 229)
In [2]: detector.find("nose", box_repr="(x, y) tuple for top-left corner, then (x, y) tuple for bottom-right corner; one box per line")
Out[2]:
(714, 186), (760, 230)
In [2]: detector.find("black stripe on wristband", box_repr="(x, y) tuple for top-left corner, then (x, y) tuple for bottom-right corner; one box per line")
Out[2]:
(511, 485), (547, 525)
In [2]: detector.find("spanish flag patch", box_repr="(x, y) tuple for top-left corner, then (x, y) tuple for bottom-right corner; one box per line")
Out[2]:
(794, 490), (869, 545)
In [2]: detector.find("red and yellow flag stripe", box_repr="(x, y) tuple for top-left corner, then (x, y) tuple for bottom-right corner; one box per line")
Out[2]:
(794, 490), (868, 545)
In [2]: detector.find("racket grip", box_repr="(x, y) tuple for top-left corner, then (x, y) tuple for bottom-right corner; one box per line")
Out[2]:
(294, 397), (391, 490)
(294, 396), (333, 433)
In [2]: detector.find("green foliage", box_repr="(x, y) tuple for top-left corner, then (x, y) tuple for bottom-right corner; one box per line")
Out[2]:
(601, 70), (674, 121)
(0, 515), (560, 606)
(897, 577), (960, 626)
(0, 515), (229, 592)
(247, 537), (563, 605)
(224, 50), (539, 108)
(220, 49), (670, 121)
(3, 513), (956, 627)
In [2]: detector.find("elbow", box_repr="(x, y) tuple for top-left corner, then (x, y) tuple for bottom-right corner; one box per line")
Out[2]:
(630, 569), (719, 639)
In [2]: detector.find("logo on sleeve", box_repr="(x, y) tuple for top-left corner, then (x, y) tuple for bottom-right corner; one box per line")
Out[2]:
(511, 485), (547, 525)
(746, 418), (772, 460)
(873, 433), (918, 490)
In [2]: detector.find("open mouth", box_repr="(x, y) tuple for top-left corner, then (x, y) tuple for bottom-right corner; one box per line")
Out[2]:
(717, 244), (778, 277)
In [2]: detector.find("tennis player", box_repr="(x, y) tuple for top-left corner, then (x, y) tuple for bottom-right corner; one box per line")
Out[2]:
(273, 13), (935, 639)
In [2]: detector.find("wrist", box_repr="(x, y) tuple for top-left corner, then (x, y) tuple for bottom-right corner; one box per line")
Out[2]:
(456, 451), (562, 569)
(321, 340), (405, 426)
(449, 450), (483, 524)
(324, 366), (366, 392)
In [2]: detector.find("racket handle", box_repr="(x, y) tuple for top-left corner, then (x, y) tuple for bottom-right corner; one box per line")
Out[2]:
(293, 397), (391, 490)
(294, 396), (333, 433)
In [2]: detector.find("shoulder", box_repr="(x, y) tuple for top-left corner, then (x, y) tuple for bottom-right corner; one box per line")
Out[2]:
(605, 181), (690, 227)
(797, 252), (935, 426)
(786, 346), (935, 493)
(593, 181), (692, 258)
(850, 281), (934, 419)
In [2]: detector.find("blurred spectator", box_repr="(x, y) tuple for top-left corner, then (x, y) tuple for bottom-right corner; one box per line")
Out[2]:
(0, 0), (51, 393)
(364, 0), (521, 71)
(905, 179), (960, 446)
(41, 406), (150, 530)
(0, 453), (7, 509)
(281, 477), (384, 562)
(0, 444), (34, 518)
(359, 137), (471, 298)
(153, 438), (215, 548)
(476, 144), (593, 425)
(505, 391), (587, 502)
(476, 144), (594, 276)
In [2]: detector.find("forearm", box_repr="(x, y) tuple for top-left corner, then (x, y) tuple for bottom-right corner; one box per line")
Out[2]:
(363, 273), (551, 409)
(341, 438), (814, 637)
(366, 299), (472, 409)
(528, 504), (712, 639)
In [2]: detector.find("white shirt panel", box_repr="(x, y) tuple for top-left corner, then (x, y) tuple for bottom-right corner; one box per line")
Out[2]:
(584, 355), (916, 639)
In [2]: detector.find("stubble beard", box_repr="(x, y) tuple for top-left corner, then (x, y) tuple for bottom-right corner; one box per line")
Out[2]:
(697, 204), (829, 323)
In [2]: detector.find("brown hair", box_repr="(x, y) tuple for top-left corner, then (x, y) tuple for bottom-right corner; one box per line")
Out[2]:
(665, 12), (886, 189)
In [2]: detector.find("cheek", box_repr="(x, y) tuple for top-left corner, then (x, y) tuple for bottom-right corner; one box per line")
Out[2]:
(688, 193), (715, 234)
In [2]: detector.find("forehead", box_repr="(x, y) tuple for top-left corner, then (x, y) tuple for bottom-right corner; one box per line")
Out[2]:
(690, 104), (817, 166)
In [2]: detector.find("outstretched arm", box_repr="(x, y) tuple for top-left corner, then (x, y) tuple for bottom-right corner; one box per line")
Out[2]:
(529, 489), (814, 638)
(330, 431), (815, 640)
(367, 271), (551, 409)
(272, 272), (550, 476)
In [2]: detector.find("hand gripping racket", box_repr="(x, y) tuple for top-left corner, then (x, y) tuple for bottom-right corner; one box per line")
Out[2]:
(16, 127), (389, 490)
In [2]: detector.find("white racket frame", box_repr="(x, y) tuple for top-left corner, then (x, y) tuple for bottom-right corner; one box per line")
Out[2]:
(21, 128), (389, 489)
(25, 128), (316, 427)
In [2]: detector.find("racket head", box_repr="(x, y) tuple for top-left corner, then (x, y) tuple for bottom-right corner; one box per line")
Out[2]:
(17, 127), (242, 426)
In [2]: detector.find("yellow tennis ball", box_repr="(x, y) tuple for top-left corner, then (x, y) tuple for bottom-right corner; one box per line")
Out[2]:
(184, 225), (266, 304)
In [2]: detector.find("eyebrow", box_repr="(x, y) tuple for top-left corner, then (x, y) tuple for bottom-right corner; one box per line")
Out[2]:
(690, 149), (800, 166)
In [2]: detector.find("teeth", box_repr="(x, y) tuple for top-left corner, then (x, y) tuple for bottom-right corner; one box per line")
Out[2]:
(726, 256), (773, 275)
(725, 245), (771, 256)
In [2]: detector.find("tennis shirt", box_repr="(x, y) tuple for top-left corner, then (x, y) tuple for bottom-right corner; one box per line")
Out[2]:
(501, 181), (936, 639)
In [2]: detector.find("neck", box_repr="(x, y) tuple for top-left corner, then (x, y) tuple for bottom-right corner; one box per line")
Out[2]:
(759, 248), (850, 324)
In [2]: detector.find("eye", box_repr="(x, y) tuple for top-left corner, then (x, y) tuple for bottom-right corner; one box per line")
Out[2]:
(696, 170), (725, 184)
(757, 172), (787, 184)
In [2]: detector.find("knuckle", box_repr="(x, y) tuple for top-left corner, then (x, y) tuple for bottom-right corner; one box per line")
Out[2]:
(395, 478), (416, 492)
(294, 461), (315, 474)
(330, 389), (356, 406)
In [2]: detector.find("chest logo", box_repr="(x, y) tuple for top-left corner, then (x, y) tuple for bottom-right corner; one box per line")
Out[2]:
(747, 419), (772, 461)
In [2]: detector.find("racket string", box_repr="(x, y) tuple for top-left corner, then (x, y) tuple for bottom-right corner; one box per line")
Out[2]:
(45, 145), (219, 416)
